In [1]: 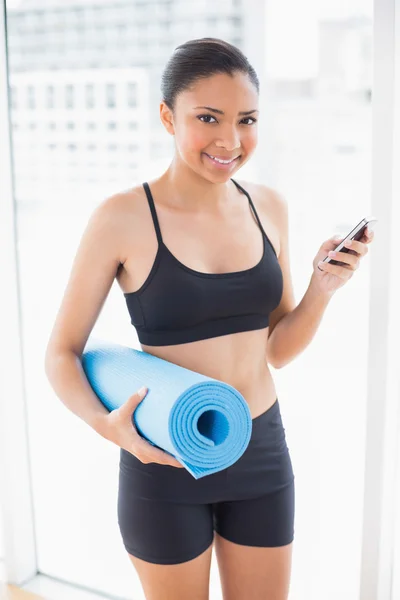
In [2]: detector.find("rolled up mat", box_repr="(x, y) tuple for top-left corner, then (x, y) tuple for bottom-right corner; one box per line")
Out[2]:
(81, 338), (252, 479)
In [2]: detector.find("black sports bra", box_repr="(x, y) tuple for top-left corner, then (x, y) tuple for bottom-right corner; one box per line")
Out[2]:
(124, 178), (283, 346)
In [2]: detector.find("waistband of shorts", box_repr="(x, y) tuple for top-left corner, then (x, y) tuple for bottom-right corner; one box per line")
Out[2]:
(251, 397), (279, 423)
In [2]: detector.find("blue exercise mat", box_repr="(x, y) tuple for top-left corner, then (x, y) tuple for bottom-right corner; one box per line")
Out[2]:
(81, 338), (252, 479)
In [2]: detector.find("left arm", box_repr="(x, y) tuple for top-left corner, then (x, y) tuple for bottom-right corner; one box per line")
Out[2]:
(267, 280), (332, 369)
(263, 187), (374, 369)
(261, 186), (332, 369)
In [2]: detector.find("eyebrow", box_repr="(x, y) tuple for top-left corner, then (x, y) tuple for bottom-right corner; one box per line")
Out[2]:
(193, 106), (259, 116)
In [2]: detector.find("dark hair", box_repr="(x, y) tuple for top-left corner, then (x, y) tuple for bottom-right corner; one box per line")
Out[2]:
(161, 37), (259, 112)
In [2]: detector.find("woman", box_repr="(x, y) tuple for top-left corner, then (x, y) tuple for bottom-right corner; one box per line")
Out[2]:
(45, 37), (374, 600)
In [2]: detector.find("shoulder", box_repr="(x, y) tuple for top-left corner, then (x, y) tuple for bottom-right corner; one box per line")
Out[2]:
(97, 184), (144, 216)
(87, 185), (145, 264)
(96, 183), (152, 230)
(235, 179), (287, 216)
(235, 179), (288, 247)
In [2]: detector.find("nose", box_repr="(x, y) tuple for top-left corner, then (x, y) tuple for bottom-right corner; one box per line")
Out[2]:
(215, 125), (241, 152)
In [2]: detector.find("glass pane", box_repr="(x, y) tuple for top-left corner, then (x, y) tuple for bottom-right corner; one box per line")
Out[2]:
(264, 2), (373, 599)
(5, 0), (373, 598)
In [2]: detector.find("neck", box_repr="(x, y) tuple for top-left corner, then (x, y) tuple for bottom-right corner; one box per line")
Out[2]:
(160, 155), (236, 212)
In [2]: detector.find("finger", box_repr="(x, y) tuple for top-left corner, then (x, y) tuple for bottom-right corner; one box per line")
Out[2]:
(135, 437), (183, 468)
(328, 249), (359, 267)
(319, 259), (357, 275)
(119, 386), (148, 418)
(343, 239), (369, 255)
(363, 228), (374, 242)
(323, 236), (344, 252)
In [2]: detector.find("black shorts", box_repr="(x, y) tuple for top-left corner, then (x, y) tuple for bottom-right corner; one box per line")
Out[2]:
(117, 397), (295, 564)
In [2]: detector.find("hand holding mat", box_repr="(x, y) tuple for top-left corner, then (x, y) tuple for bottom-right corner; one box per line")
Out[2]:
(94, 384), (184, 469)
(81, 338), (252, 479)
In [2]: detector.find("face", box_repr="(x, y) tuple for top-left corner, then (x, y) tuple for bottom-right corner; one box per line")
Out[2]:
(160, 71), (259, 181)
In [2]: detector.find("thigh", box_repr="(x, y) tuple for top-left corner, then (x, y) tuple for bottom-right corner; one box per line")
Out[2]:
(118, 490), (214, 565)
(213, 481), (295, 600)
(214, 534), (293, 600)
(117, 460), (216, 599)
(214, 479), (295, 548)
(128, 538), (213, 600)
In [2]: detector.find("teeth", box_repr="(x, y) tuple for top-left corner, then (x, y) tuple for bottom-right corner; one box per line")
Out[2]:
(208, 155), (236, 164)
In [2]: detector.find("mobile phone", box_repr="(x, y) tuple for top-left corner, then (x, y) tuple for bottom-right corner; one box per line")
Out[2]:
(318, 216), (378, 271)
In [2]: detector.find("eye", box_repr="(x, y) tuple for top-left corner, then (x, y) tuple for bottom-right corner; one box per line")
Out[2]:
(197, 114), (257, 125)
(241, 117), (258, 125)
(197, 114), (217, 124)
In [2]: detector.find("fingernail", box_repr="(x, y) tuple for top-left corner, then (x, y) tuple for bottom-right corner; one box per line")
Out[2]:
(138, 386), (147, 396)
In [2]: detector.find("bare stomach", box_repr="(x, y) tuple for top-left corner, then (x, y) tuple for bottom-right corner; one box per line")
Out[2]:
(140, 327), (277, 419)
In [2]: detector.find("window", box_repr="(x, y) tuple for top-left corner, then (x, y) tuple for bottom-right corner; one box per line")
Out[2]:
(127, 82), (137, 107)
(106, 83), (116, 108)
(85, 84), (95, 108)
(65, 84), (74, 109)
(27, 85), (35, 109)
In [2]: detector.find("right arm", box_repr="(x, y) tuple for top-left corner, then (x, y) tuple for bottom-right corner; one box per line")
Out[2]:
(44, 194), (126, 436)
(44, 194), (183, 468)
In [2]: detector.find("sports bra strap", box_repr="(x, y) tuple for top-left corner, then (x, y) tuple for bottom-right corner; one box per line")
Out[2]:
(231, 178), (266, 238)
(143, 182), (163, 244)
(143, 179), (266, 246)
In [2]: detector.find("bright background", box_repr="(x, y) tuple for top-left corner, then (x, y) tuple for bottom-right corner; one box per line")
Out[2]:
(0, 1), (378, 599)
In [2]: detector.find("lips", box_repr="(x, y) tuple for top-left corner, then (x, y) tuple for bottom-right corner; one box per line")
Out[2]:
(203, 154), (241, 171)
(205, 153), (240, 162)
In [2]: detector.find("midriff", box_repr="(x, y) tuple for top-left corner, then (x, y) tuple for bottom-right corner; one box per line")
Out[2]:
(139, 326), (277, 419)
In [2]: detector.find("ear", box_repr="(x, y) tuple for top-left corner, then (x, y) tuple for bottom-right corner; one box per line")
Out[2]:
(159, 102), (175, 136)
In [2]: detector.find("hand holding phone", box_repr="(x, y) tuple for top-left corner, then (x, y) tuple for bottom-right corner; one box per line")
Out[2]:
(318, 216), (378, 271)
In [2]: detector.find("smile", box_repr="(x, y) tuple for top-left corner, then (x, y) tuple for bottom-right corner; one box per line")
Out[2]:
(203, 153), (241, 169)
